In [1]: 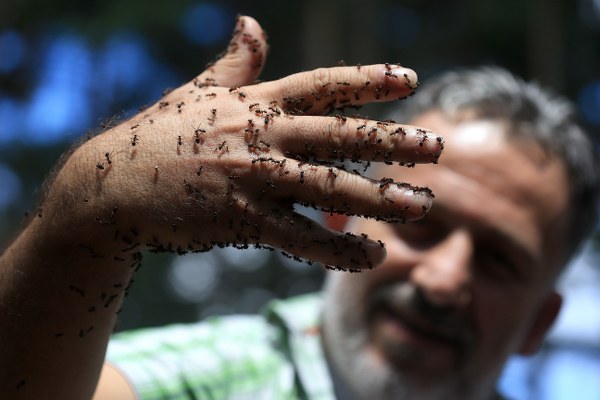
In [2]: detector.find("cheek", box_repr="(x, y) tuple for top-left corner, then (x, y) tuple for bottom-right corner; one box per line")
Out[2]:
(472, 285), (535, 360)
(324, 273), (371, 337)
(326, 270), (374, 308)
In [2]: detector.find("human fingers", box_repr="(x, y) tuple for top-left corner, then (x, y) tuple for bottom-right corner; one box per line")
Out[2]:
(247, 160), (432, 223)
(256, 207), (387, 270)
(254, 63), (417, 115)
(272, 116), (443, 165)
(193, 15), (268, 88)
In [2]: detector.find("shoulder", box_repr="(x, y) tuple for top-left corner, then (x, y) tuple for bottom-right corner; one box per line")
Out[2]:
(107, 314), (284, 378)
(105, 295), (323, 400)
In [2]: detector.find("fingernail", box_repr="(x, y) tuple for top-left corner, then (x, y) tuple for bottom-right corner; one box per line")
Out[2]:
(229, 15), (246, 45)
(424, 133), (444, 158)
(384, 183), (433, 219)
(412, 186), (434, 214)
(390, 67), (418, 90)
(363, 239), (387, 267)
(386, 183), (432, 205)
(408, 127), (444, 159)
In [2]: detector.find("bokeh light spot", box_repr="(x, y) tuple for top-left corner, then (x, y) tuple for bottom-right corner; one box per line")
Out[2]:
(25, 35), (92, 143)
(0, 164), (22, 209)
(168, 253), (220, 303)
(578, 81), (600, 126)
(216, 247), (269, 271)
(0, 97), (25, 143)
(539, 349), (600, 400)
(181, 3), (231, 46)
(0, 30), (26, 73)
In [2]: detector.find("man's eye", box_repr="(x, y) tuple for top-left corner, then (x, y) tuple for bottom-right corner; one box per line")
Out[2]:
(475, 248), (520, 281)
(393, 221), (445, 249)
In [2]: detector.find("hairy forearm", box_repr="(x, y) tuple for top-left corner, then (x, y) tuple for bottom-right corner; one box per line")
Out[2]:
(0, 128), (142, 400)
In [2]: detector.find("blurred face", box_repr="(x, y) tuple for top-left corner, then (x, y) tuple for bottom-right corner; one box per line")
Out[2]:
(322, 111), (570, 400)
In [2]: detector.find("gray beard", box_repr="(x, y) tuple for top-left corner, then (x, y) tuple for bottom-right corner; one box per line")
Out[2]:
(321, 278), (484, 400)
(322, 285), (412, 400)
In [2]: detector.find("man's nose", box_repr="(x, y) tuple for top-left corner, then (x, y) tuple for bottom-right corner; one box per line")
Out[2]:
(410, 228), (473, 309)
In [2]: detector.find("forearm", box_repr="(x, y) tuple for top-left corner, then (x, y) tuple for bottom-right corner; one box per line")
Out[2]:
(0, 135), (140, 400)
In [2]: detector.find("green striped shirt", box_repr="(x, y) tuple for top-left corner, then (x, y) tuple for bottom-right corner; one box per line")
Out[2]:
(106, 293), (335, 399)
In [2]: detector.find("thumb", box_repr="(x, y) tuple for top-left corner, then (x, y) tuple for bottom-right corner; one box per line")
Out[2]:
(195, 15), (268, 88)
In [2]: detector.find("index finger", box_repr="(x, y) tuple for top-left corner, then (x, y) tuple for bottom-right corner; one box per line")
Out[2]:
(254, 64), (418, 115)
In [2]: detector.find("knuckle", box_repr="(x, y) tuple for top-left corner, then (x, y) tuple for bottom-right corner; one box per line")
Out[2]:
(310, 67), (333, 94)
(317, 166), (349, 196)
(327, 120), (346, 148)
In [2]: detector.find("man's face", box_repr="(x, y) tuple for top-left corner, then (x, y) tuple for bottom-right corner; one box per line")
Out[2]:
(322, 111), (570, 400)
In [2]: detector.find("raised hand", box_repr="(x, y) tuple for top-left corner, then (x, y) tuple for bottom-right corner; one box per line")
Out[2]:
(49, 16), (443, 271)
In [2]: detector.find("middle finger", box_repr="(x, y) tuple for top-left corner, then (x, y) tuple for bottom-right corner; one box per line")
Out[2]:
(271, 115), (444, 165)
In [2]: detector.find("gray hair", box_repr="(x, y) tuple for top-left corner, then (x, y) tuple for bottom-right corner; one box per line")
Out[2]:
(386, 66), (599, 261)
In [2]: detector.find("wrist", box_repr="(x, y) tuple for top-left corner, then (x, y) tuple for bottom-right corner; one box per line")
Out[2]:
(37, 138), (139, 255)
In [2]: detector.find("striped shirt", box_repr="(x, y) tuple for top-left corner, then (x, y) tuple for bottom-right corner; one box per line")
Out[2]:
(106, 293), (335, 399)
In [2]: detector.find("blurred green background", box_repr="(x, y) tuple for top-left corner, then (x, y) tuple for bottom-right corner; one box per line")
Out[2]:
(1, 1), (600, 399)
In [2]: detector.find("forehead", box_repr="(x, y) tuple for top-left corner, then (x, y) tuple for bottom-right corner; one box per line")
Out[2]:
(382, 111), (571, 270)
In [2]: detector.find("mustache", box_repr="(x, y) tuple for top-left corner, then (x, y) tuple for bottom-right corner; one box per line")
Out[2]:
(369, 282), (475, 347)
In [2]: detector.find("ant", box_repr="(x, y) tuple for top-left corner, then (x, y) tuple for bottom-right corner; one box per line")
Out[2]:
(131, 134), (139, 146)
(194, 128), (205, 144)
(391, 127), (406, 136)
(100, 115), (120, 130)
(378, 177), (394, 190)
(208, 108), (217, 124)
(416, 129), (429, 147)
(327, 167), (338, 180)
(215, 140), (229, 156)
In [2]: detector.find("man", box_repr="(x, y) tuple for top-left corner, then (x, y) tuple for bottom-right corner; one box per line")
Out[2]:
(0, 16), (597, 400)
(321, 68), (599, 399)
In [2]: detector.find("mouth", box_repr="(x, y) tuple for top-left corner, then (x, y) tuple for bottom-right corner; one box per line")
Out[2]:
(367, 284), (473, 366)
(376, 302), (462, 348)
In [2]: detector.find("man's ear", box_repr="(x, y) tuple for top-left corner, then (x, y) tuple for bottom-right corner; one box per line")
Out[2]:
(324, 213), (350, 232)
(518, 291), (562, 356)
